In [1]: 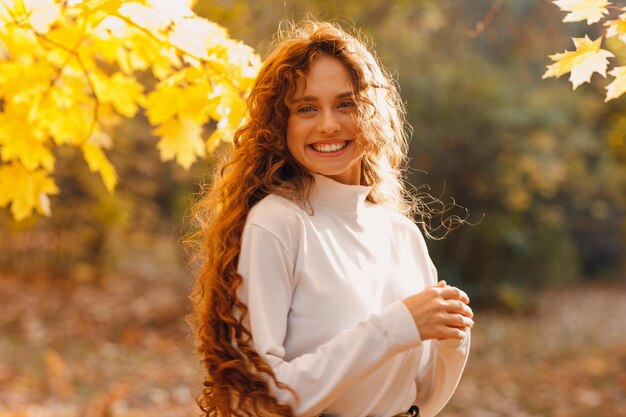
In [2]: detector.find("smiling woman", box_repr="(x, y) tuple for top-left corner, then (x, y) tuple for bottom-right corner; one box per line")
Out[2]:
(189, 20), (473, 417)
(286, 55), (363, 185)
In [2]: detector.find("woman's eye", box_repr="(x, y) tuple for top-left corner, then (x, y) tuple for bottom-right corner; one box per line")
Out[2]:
(297, 105), (316, 113)
(338, 100), (356, 109)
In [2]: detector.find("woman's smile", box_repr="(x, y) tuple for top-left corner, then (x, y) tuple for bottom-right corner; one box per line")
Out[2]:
(308, 140), (352, 155)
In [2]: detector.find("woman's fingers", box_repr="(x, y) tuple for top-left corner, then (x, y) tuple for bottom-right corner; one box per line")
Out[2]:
(445, 299), (474, 318)
(439, 285), (470, 304)
(442, 312), (474, 329)
(436, 326), (467, 340)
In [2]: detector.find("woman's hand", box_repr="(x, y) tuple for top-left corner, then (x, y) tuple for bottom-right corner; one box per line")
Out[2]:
(401, 280), (474, 341)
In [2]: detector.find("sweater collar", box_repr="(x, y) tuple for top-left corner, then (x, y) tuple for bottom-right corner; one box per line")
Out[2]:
(309, 173), (373, 213)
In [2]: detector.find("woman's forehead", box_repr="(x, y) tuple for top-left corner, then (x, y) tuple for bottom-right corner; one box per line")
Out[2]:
(289, 56), (355, 98)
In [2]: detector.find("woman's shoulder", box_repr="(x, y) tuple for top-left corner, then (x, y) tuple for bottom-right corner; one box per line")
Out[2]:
(373, 204), (421, 229)
(246, 193), (307, 232)
(371, 204), (428, 243)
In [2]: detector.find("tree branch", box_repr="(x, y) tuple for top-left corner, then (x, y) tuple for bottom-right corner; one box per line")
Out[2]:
(27, 16), (102, 144)
(468, 0), (503, 38)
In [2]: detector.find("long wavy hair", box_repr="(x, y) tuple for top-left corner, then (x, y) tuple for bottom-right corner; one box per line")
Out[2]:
(189, 20), (431, 417)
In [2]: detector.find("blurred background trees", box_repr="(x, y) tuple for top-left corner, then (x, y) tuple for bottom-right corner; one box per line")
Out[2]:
(1, 0), (624, 310)
(198, 0), (626, 309)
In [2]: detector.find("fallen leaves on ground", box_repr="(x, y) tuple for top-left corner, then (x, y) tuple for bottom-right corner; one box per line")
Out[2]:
(445, 281), (626, 417)
(0, 274), (625, 416)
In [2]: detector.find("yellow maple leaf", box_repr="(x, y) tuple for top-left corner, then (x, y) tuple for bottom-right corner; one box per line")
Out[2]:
(605, 13), (626, 43)
(118, 0), (182, 34)
(553, 0), (611, 24)
(93, 72), (145, 118)
(127, 35), (157, 71)
(204, 84), (246, 131)
(221, 39), (261, 89)
(216, 85), (246, 130)
(90, 16), (130, 65)
(151, 49), (179, 80)
(0, 3), (12, 30)
(153, 117), (205, 169)
(1, 26), (44, 62)
(605, 66), (626, 101)
(169, 18), (228, 62)
(71, 0), (126, 14)
(0, 135), (55, 172)
(145, 86), (184, 125)
(205, 127), (236, 153)
(180, 83), (213, 124)
(543, 35), (614, 89)
(0, 162), (59, 221)
(0, 107), (55, 171)
(82, 142), (118, 192)
(46, 17), (84, 47)
(46, 105), (91, 145)
(0, 61), (56, 105)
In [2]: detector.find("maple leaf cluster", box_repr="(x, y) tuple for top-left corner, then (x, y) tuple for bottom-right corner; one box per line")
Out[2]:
(544, 0), (626, 100)
(0, 0), (260, 221)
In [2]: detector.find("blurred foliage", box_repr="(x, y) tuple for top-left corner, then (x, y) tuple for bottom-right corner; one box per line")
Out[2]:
(0, 0), (624, 309)
(0, 0), (259, 220)
(0, 112), (202, 281)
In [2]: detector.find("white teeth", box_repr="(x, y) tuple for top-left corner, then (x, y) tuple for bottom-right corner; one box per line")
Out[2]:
(311, 142), (348, 153)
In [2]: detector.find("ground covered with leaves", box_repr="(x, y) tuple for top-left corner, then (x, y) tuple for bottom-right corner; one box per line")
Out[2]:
(0, 274), (624, 417)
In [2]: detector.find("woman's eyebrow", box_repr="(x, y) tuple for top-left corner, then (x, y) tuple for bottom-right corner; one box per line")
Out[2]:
(290, 91), (353, 103)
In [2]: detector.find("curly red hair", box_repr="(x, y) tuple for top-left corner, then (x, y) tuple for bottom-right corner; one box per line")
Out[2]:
(189, 20), (417, 417)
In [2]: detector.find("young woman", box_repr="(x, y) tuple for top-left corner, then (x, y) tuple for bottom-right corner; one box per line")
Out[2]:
(190, 20), (474, 417)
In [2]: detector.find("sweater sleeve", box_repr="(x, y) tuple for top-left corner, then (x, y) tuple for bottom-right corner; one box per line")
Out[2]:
(237, 223), (422, 417)
(414, 330), (471, 417)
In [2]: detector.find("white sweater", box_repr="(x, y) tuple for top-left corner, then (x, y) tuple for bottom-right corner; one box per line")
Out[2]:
(237, 174), (470, 417)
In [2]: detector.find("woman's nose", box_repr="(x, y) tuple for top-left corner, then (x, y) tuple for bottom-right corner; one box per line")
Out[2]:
(316, 110), (341, 134)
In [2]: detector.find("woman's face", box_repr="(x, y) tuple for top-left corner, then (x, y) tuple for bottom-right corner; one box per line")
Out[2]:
(286, 55), (364, 185)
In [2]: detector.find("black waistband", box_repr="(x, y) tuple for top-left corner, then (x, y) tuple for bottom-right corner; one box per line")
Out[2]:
(319, 405), (420, 417)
